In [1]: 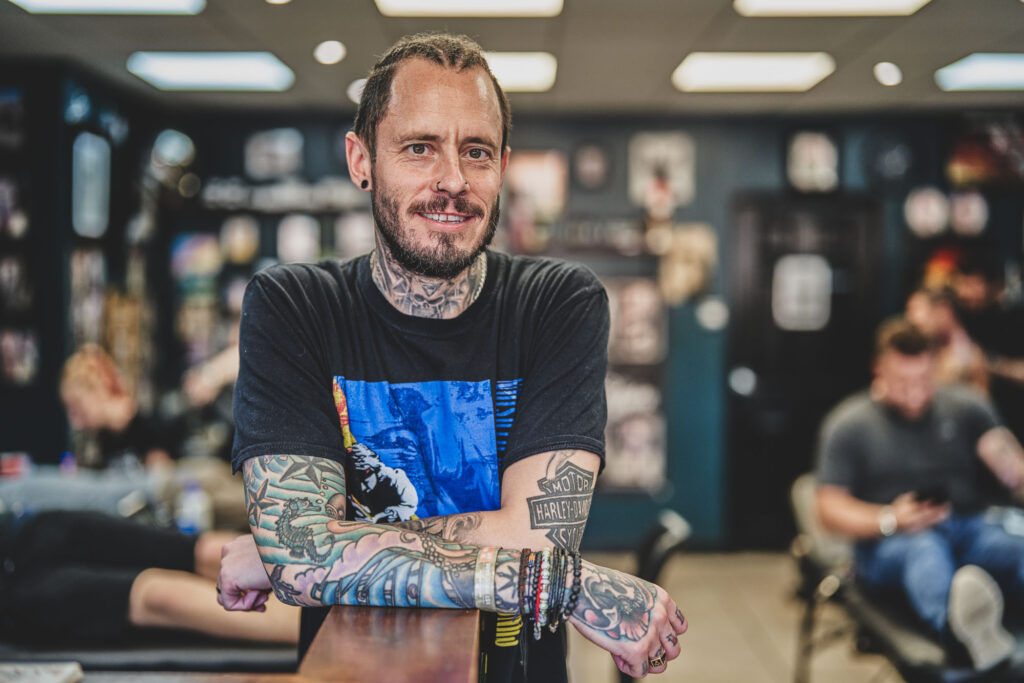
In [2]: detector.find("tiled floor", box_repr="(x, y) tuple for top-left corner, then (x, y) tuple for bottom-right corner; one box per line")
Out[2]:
(567, 552), (902, 683)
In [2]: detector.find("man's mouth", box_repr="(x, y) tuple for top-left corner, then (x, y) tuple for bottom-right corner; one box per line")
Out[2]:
(418, 212), (472, 225)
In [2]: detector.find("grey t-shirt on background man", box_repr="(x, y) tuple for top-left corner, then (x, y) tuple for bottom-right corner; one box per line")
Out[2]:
(816, 385), (1004, 513)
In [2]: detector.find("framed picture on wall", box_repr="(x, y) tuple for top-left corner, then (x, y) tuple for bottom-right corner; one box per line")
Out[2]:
(785, 129), (840, 193)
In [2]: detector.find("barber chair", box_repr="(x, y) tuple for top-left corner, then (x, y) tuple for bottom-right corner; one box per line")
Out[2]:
(791, 473), (1024, 683)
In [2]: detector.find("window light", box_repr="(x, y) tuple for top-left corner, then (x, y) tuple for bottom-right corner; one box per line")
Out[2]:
(734, 0), (931, 16)
(374, 0), (561, 16)
(935, 53), (1024, 91)
(8, 0), (204, 13)
(484, 52), (557, 93)
(672, 52), (835, 92)
(126, 52), (295, 92)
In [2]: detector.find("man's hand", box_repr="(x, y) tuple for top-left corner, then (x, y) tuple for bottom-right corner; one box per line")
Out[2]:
(569, 562), (687, 678)
(891, 492), (950, 534)
(217, 534), (272, 612)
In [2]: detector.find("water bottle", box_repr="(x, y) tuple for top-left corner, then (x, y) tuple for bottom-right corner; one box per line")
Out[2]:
(175, 479), (213, 534)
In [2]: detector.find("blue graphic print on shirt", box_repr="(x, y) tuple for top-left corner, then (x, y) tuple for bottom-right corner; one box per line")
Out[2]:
(335, 376), (519, 519)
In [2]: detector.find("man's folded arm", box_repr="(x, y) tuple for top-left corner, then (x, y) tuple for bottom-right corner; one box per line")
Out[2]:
(391, 449), (600, 552)
(243, 453), (521, 611)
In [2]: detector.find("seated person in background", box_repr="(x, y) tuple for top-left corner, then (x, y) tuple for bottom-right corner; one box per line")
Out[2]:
(0, 510), (298, 645)
(816, 318), (1024, 671)
(905, 286), (989, 396)
(61, 344), (180, 468)
(953, 252), (1024, 442)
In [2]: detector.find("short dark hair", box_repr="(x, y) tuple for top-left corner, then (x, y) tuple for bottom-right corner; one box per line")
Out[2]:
(353, 33), (511, 160)
(875, 317), (933, 357)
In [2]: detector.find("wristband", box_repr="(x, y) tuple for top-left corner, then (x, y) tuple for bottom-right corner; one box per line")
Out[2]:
(474, 546), (498, 611)
(878, 506), (898, 537)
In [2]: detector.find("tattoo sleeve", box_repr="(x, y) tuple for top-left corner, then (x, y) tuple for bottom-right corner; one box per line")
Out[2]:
(244, 454), (519, 613)
(527, 451), (596, 551)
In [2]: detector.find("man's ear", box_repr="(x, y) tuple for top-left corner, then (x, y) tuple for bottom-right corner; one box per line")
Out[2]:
(346, 131), (372, 190)
(500, 146), (511, 178)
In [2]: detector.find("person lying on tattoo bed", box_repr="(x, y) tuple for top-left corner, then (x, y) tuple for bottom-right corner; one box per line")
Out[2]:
(0, 510), (298, 646)
(217, 32), (687, 682)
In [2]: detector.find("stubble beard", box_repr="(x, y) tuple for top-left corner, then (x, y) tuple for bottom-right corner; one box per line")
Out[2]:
(371, 174), (499, 280)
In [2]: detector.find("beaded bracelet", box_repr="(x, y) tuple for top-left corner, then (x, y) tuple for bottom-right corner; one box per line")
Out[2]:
(517, 548), (531, 618)
(534, 549), (552, 640)
(562, 551), (583, 624)
(521, 551), (536, 619)
(547, 548), (565, 633)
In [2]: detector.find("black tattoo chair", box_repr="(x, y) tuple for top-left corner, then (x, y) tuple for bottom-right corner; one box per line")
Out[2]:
(790, 473), (1024, 683)
(619, 508), (691, 683)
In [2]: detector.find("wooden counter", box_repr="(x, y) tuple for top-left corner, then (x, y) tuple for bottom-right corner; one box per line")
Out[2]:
(298, 606), (480, 682)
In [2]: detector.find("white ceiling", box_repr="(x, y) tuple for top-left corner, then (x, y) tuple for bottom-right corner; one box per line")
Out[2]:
(1, 0), (1023, 115)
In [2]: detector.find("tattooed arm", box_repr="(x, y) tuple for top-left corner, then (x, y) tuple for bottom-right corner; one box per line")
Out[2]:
(239, 454), (521, 612)
(393, 449), (601, 552)
(222, 452), (687, 678)
(978, 427), (1024, 501)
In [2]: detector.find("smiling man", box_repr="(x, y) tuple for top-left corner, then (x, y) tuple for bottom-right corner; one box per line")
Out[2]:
(219, 33), (686, 681)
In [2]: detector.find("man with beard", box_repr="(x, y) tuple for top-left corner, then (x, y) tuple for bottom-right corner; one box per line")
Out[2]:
(219, 33), (687, 682)
(816, 318), (1024, 671)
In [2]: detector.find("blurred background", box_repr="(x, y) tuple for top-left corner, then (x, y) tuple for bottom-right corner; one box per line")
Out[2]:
(0, 1), (1022, 680)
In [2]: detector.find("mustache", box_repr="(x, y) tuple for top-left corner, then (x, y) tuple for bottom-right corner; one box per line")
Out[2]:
(408, 194), (485, 218)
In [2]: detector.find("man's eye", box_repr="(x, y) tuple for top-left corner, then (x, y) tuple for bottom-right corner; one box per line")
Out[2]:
(467, 148), (489, 160)
(410, 144), (427, 154)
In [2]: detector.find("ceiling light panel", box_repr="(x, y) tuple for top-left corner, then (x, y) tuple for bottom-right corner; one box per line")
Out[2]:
(484, 52), (557, 92)
(126, 52), (295, 91)
(935, 53), (1024, 91)
(734, 0), (931, 16)
(672, 52), (835, 92)
(314, 40), (346, 65)
(8, 0), (204, 13)
(375, 0), (561, 17)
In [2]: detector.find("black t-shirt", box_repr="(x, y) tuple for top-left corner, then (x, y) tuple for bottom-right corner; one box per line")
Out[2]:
(232, 250), (609, 682)
(816, 386), (1003, 512)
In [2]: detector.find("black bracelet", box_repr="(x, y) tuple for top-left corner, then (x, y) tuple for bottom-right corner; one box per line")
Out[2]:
(517, 548), (532, 619)
(548, 548), (567, 632)
(562, 552), (582, 623)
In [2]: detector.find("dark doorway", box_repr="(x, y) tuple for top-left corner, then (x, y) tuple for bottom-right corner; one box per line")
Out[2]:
(727, 194), (885, 549)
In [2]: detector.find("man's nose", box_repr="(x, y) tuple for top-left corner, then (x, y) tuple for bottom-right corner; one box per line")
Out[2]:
(434, 154), (468, 197)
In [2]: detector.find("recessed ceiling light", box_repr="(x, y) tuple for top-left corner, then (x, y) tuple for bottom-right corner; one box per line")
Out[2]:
(265, 0), (291, 4)
(874, 61), (903, 86)
(375, 0), (561, 16)
(734, 0), (931, 16)
(672, 52), (835, 92)
(126, 52), (295, 91)
(935, 53), (1024, 91)
(484, 52), (557, 92)
(8, 0), (204, 13)
(314, 40), (346, 65)
(347, 78), (367, 104)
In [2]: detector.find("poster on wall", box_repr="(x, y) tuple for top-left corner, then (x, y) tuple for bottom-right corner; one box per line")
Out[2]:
(628, 132), (695, 220)
(69, 248), (106, 345)
(245, 128), (304, 181)
(602, 369), (666, 492)
(606, 278), (667, 365)
(0, 255), (32, 313)
(504, 150), (567, 253)
(0, 328), (38, 385)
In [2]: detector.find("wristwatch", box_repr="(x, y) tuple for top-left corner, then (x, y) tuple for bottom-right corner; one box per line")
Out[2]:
(878, 506), (898, 537)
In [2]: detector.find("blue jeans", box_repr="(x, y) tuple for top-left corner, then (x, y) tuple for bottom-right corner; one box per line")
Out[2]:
(855, 511), (1024, 634)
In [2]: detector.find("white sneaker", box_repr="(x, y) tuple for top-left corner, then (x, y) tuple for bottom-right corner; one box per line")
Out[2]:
(948, 565), (1015, 671)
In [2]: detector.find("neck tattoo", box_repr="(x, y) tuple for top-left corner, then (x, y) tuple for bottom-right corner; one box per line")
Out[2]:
(370, 248), (487, 320)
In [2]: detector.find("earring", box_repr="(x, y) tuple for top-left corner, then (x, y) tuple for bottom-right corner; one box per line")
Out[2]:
(361, 180), (369, 189)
